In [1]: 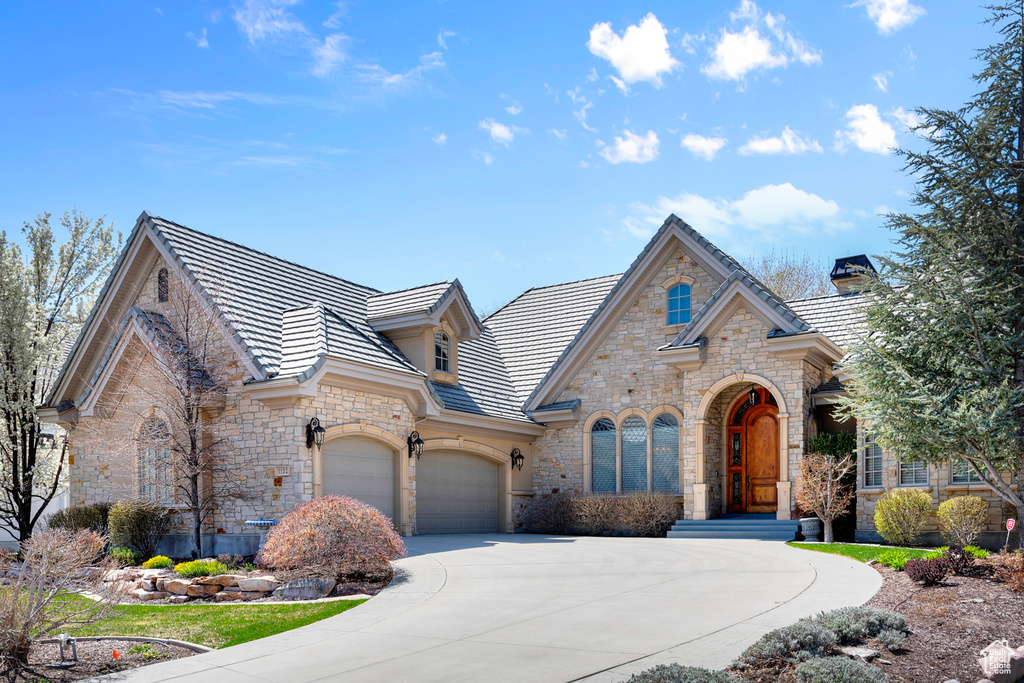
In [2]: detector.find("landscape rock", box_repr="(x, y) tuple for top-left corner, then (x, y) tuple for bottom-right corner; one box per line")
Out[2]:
(163, 579), (192, 596)
(131, 589), (169, 601)
(103, 569), (139, 583)
(166, 595), (189, 604)
(133, 578), (156, 591)
(196, 574), (241, 587)
(215, 588), (263, 602)
(238, 576), (280, 592)
(186, 583), (222, 598)
(274, 578), (336, 600)
(141, 569), (173, 580)
(978, 640), (1024, 683)
(840, 645), (879, 662)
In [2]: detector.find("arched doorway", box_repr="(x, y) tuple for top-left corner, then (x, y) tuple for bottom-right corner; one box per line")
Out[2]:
(726, 387), (780, 514)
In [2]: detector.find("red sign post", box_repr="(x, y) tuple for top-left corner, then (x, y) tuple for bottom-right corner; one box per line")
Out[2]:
(1007, 518), (1016, 547)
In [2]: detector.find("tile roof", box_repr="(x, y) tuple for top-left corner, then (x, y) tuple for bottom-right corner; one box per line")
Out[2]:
(811, 376), (845, 394)
(366, 281), (457, 320)
(786, 291), (867, 349)
(484, 274), (621, 405)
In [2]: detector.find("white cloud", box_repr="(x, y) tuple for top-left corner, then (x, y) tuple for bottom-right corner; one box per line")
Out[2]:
(625, 182), (847, 241)
(888, 106), (919, 130)
(549, 128), (568, 140)
(681, 133), (728, 161)
(312, 34), (349, 77)
(437, 29), (456, 49)
(356, 51), (444, 89)
(473, 150), (494, 165)
(702, 1), (820, 83)
(586, 67), (599, 82)
(479, 118), (527, 146)
(567, 87), (597, 132)
(834, 104), (897, 154)
(599, 130), (659, 164)
(233, 0), (306, 43)
(587, 13), (679, 88)
(431, 132), (447, 145)
(872, 70), (892, 92)
(739, 126), (822, 155)
(505, 101), (523, 115)
(852, 0), (926, 35)
(187, 28), (210, 48)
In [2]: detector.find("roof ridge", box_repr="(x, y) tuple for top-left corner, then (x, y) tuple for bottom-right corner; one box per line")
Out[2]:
(149, 214), (382, 296)
(788, 291), (862, 304)
(368, 280), (454, 298)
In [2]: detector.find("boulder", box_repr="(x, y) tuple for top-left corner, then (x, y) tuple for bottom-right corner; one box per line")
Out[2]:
(196, 574), (241, 587)
(275, 578), (336, 601)
(186, 583), (222, 598)
(133, 579), (156, 592)
(840, 645), (879, 662)
(163, 579), (192, 596)
(978, 640), (1024, 683)
(141, 569), (173, 581)
(103, 569), (139, 583)
(238, 576), (280, 592)
(166, 595), (189, 604)
(131, 589), (169, 601)
(215, 588), (263, 601)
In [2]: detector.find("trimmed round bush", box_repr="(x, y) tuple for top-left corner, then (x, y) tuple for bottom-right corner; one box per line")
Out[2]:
(174, 559), (227, 578)
(256, 495), (406, 580)
(874, 488), (932, 546)
(795, 657), (888, 683)
(734, 622), (836, 668)
(108, 499), (172, 559)
(626, 664), (734, 682)
(143, 555), (174, 569)
(47, 502), (112, 535)
(937, 495), (988, 547)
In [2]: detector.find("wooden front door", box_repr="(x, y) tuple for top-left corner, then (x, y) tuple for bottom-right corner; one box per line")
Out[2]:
(726, 388), (780, 514)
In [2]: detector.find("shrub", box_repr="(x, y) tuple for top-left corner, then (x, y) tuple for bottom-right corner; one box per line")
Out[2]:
(875, 549), (911, 570)
(573, 495), (617, 536)
(965, 545), (990, 559)
(256, 495), (406, 580)
(942, 545), (974, 574)
(143, 555), (174, 569)
(937, 496), (988, 547)
(174, 559), (228, 578)
(989, 551), (1024, 591)
(525, 493), (576, 534)
(874, 488), (932, 546)
(794, 657), (888, 683)
(807, 606), (907, 645)
(615, 492), (679, 537)
(904, 557), (949, 586)
(108, 499), (172, 559)
(110, 546), (142, 566)
(876, 628), (907, 651)
(528, 493), (678, 537)
(734, 622), (835, 668)
(626, 664), (734, 683)
(46, 502), (112, 535)
(217, 553), (244, 568)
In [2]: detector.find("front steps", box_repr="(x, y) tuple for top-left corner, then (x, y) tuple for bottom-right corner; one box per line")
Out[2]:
(667, 514), (800, 541)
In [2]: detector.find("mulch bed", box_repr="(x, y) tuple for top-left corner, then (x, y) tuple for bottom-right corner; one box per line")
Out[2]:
(4, 639), (196, 682)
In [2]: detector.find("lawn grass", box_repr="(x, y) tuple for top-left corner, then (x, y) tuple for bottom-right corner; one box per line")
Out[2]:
(788, 541), (936, 563)
(68, 599), (366, 649)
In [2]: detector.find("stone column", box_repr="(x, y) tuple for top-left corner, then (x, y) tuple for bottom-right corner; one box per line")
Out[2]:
(777, 412), (791, 521)
(693, 419), (709, 520)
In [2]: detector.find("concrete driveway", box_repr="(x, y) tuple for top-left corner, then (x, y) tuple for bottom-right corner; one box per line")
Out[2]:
(102, 535), (881, 683)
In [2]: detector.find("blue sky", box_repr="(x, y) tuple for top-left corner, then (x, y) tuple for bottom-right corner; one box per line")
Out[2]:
(0, 1), (995, 311)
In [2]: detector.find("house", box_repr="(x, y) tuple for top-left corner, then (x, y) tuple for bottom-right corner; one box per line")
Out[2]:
(37, 212), (1014, 554)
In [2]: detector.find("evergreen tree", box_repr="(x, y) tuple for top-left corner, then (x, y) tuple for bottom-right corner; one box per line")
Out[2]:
(0, 211), (120, 541)
(840, 2), (1024, 546)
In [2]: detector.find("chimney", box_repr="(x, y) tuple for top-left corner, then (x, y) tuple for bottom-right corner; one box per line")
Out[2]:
(830, 255), (876, 293)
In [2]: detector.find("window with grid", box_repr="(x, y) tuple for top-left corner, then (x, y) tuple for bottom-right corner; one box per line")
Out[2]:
(667, 284), (691, 326)
(651, 414), (679, 492)
(863, 440), (883, 487)
(620, 416), (648, 492)
(434, 331), (450, 373)
(590, 419), (616, 493)
(951, 458), (983, 484)
(899, 460), (929, 486)
(138, 417), (174, 505)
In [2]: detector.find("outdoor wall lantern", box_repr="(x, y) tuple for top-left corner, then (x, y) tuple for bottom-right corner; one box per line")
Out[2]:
(510, 448), (524, 471)
(306, 417), (326, 450)
(408, 431), (424, 459)
(748, 388), (759, 405)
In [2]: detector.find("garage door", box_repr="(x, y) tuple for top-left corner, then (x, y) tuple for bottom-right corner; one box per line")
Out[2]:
(322, 437), (395, 520)
(417, 450), (499, 534)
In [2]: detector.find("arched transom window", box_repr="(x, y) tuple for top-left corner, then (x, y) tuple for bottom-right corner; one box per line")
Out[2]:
(434, 330), (450, 373)
(667, 284), (691, 325)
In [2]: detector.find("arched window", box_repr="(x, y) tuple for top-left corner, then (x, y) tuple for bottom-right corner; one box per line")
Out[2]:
(621, 416), (648, 492)
(157, 268), (169, 303)
(651, 414), (679, 492)
(434, 330), (450, 373)
(590, 419), (616, 493)
(138, 417), (173, 505)
(667, 284), (691, 325)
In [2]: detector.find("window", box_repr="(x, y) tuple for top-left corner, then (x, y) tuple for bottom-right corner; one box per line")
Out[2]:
(899, 460), (929, 486)
(863, 440), (883, 487)
(157, 268), (169, 303)
(138, 417), (173, 505)
(621, 416), (647, 492)
(951, 458), (984, 484)
(590, 419), (616, 493)
(667, 284), (691, 326)
(651, 414), (679, 492)
(434, 330), (450, 373)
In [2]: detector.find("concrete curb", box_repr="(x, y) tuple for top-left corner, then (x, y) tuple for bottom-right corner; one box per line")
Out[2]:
(36, 635), (214, 654)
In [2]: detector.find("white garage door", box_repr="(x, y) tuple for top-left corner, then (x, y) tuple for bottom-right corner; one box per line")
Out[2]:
(417, 450), (499, 534)
(322, 437), (395, 521)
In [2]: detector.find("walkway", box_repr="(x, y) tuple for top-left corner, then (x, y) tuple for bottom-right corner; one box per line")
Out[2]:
(97, 535), (881, 682)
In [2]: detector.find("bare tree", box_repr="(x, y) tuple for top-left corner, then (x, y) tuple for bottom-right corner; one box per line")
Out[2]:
(745, 248), (832, 301)
(797, 451), (856, 543)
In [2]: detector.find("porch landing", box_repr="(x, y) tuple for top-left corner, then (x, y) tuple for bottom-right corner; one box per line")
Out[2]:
(667, 514), (800, 541)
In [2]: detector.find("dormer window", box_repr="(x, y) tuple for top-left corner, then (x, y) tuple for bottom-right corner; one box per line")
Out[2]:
(667, 284), (691, 325)
(434, 331), (450, 373)
(157, 268), (169, 303)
